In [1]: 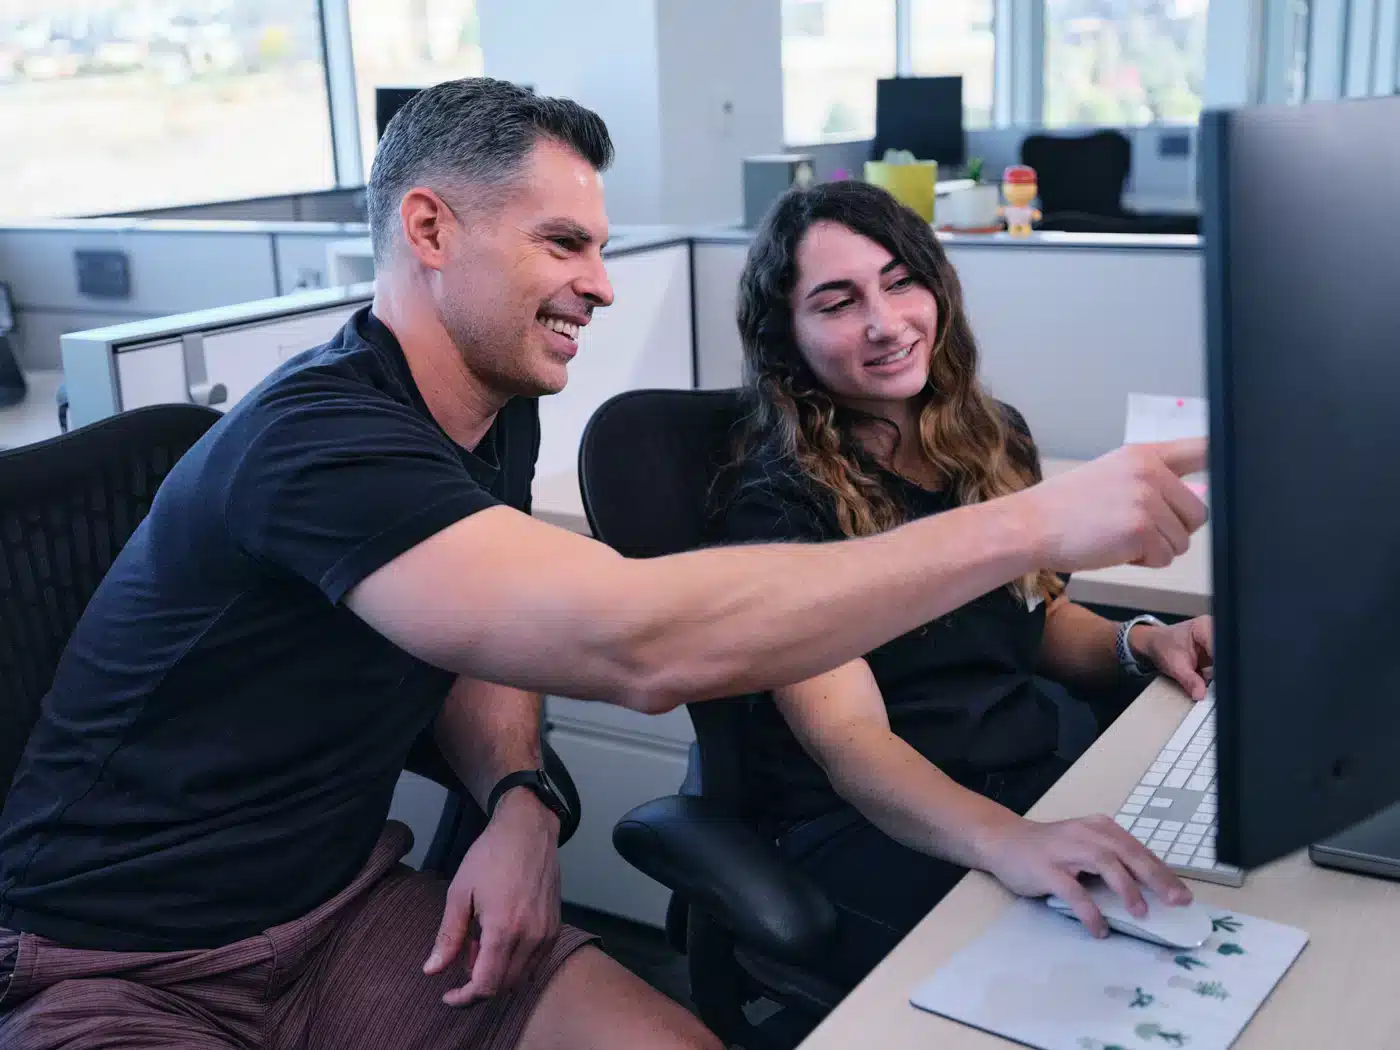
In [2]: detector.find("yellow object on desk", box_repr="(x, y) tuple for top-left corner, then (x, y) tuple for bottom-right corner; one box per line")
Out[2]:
(865, 159), (938, 222)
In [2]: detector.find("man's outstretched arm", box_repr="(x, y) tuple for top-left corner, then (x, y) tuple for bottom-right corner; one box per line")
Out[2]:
(348, 440), (1208, 716)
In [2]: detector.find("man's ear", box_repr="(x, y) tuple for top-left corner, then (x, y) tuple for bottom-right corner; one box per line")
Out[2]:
(399, 188), (454, 270)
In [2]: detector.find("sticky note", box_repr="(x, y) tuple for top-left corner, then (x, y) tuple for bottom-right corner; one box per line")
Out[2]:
(1124, 394), (1208, 446)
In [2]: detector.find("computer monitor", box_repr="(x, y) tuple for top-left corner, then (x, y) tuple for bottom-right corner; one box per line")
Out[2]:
(1201, 94), (1400, 869)
(872, 76), (965, 168)
(375, 86), (423, 141)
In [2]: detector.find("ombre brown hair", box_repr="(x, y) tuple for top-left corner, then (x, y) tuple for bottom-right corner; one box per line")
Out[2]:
(733, 179), (1063, 603)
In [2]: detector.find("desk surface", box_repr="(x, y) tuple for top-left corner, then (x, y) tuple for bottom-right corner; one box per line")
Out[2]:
(530, 462), (1212, 618)
(0, 371), (63, 451)
(797, 677), (1400, 1048)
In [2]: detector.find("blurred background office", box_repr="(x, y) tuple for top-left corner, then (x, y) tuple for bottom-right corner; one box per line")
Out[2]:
(6, 0), (1394, 226)
(1, 0), (1398, 1027)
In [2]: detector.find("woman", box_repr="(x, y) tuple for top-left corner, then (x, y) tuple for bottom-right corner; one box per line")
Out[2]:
(710, 180), (1214, 987)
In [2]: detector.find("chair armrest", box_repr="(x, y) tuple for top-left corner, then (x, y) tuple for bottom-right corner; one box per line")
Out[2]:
(613, 795), (838, 964)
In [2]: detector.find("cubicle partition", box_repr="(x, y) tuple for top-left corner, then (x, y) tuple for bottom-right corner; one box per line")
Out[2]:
(0, 219), (377, 372)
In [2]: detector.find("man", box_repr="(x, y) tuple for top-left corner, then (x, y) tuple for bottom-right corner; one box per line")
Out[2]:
(0, 79), (1206, 1049)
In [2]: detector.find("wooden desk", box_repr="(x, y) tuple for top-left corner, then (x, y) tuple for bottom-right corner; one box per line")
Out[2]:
(530, 465), (1212, 618)
(797, 677), (1400, 1049)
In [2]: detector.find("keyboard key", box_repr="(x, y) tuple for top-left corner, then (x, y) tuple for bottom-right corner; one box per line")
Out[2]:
(1141, 772), (1165, 787)
(1168, 852), (1194, 865)
(1134, 816), (1160, 827)
(1133, 829), (1152, 843)
(1164, 770), (1190, 788)
(1160, 821), (1185, 832)
(1166, 705), (1211, 751)
(1178, 833), (1203, 846)
(1189, 857), (1217, 870)
(1115, 814), (1135, 829)
(1150, 762), (1172, 775)
(1121, 803), (1144, 814)
(1188, 775), (1212, 791)
(1149, 798), (1173, 809)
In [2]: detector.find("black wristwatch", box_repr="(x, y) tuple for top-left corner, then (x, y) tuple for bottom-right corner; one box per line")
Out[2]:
(486, 768), (572, 829)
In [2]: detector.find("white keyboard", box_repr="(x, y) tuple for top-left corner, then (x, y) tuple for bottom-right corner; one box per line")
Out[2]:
(1111, 689), (1245, 887)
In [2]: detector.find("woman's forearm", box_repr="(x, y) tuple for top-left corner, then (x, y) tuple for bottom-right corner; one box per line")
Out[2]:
(820, 722), (1023, 870)
(1036, 597), (1124, 686)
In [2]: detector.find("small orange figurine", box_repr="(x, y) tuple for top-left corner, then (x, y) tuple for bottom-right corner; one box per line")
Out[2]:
(1000, 164), (1041, 237)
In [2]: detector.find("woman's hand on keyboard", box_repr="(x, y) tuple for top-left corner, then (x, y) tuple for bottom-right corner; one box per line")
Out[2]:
(975, 813), (1194, 937)
(1130, 615), (1215, 701)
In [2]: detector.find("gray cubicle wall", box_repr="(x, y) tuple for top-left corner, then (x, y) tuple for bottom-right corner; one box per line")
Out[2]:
(0, 220), (374, 371)
(60, 284), (376, 429)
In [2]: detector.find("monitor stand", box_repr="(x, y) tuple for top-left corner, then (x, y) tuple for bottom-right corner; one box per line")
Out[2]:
(1310, 801), (1400, 880)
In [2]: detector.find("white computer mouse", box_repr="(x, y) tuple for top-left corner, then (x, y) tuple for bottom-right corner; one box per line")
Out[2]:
(1045, 883), (1214, 950)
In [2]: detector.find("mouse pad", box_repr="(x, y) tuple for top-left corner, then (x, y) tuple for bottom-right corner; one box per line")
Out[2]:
(910, 899), (1307, 1050)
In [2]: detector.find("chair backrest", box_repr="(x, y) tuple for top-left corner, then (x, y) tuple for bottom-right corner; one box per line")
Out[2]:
(1021, 129), (1132, 218)
(578, 388), (757, 810)
(0, 404), (222, 802)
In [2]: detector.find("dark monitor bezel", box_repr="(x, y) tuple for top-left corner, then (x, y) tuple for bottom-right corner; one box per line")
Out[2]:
(1202, 96), (1400, 869)
(872, 75), (966, 167)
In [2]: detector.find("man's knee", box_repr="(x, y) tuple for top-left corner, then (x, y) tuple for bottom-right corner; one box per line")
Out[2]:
(662, 1008), (724, 1050)
(518, 944), (723, 1050)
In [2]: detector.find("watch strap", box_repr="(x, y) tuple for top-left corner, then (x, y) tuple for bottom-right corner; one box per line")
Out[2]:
(486, 769), (568, 825)
(1117, 614), (1165, 677)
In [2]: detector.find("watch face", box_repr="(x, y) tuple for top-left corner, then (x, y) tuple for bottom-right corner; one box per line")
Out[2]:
(539, 769), (569, 815)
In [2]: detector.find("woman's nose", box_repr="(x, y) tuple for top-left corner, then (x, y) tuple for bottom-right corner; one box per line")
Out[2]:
(865, 298), (900, 341)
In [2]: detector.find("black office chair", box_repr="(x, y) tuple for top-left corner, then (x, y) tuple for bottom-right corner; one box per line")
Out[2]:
(0, 404), (577, 878)
(579, 389), (843, 1050)
(1020, 130), (1199, 236)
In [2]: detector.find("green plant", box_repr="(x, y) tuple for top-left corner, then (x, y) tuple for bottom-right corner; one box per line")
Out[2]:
(966, 156), (984, 183)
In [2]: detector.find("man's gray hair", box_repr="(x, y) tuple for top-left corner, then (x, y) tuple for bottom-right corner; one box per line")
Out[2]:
(366, 78), (614, 260)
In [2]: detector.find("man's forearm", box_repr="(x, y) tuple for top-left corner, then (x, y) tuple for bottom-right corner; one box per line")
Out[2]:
(434, 677), (544, 810)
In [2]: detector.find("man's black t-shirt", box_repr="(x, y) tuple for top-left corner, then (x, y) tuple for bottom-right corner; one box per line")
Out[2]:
(709, 420), (1062, 829)
(0, 308), (539, 951)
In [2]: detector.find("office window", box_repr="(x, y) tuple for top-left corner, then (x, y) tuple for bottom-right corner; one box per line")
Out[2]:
(348, 0), (484, 170)
(0, 1), (335, 219)
(909, 0), (996, 128)
(1043, 0), (1210, 126)
(783, 0), (897, 144)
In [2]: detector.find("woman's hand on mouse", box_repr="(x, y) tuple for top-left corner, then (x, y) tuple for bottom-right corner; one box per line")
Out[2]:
(973, 814), (1193, 937)
(1130, 616), (1215, 701)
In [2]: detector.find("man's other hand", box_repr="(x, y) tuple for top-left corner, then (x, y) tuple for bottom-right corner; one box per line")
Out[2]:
(423, 787), (562, 1006)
